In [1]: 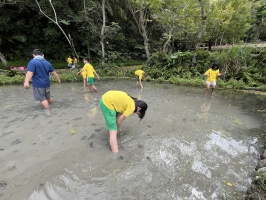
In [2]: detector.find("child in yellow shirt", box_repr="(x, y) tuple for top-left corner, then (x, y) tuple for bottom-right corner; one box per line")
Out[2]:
(135, 69), (145, 88)
(100, 90), (148, 153)
(204, 62), (223, 96)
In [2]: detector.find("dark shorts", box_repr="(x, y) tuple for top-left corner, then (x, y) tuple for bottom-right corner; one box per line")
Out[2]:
(136, 76), (140, 81)
(33, 87), (51, 101)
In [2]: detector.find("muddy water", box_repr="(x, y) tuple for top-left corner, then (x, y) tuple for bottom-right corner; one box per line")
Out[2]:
(0, 80), (265, 200)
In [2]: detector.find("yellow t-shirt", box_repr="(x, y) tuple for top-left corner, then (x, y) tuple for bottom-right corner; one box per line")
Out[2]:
(87, 63), (96, 78)
(102, 91), (135, 117)
(81, 63), (91, 78)
(204, 69), (220, 82)
(135, 70), (144, 80)
(67, 57), (73, 64)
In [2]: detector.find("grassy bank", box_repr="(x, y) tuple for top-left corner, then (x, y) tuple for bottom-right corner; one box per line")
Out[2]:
(0, 68), (266, 93)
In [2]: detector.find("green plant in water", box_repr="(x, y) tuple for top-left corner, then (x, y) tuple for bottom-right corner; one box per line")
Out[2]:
(232, 117), (242, 125)
(69, 129), (76, 135)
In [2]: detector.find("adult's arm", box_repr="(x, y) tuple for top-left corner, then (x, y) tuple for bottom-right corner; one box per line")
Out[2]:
(24, 71), (34, 88)
(50, 71), (61, 83)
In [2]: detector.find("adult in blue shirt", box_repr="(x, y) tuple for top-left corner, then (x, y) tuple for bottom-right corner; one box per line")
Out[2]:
(24, 49), (61, 109)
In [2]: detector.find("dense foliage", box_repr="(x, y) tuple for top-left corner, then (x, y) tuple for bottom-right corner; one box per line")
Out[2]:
(1, 45), (265, 91)
(1, 0), (266, 61)
(0, 0), (265, 90)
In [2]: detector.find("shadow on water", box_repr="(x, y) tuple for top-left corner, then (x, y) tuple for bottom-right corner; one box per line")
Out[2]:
(0, 80), (265, 200)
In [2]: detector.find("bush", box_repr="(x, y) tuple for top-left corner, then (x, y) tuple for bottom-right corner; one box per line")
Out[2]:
(145, 75), (152, 82)
(156, 77), (165, 83)
(226, 78), (246, 89)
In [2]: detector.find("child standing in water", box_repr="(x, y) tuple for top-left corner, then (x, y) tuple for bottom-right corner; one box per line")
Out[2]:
(85, 58), (100, 92)
(77, 57), (100, 90)
(77, 58), (89, 87)
(135, 69), (145, 89)
(204, 62), (223, 96)
(100, 90), (148, 153)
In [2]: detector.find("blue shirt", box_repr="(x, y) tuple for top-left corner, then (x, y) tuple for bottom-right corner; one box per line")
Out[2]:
(27, 56), (54, 88)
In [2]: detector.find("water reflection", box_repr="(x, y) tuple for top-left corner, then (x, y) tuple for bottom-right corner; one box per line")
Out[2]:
(198, 96), (213, 122)
(28, 171), (107, 200)
(205, 131), (257, 157)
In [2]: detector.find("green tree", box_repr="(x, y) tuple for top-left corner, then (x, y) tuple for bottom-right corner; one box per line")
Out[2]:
(249, 1), (266, 41)
(204, 0), (251, 46)
(35, 0), (79, 59)
(127, 0), (152, 64)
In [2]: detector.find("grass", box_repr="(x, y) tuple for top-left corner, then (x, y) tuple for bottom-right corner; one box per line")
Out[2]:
(1, 67), (266, 94)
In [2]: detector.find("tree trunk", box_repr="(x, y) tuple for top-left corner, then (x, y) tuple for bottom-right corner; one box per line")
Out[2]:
(139, 0), (150, 65)
(208, 41), (212, 51)
(192, 0), (206, 66)
(35, 0), (79, 60)
(220, 31), (225, 45)
(127, 0), (151, 66)
(100, 0), (106, 67)
(163, 29), (173, 55)
(0, 51), (8, 68)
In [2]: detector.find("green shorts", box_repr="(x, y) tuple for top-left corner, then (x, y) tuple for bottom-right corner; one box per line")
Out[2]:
(100, 98), (117, 130)
(87, 77), (95, 85)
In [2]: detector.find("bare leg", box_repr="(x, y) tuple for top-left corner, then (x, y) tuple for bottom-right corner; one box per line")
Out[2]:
(47, 97), (53, 104)
(205, 83), (210, 96)
(41, 100), (50, 109)
(211, 87), (215, 96)
(109, 130), (118, 153)
(87, 85), (93, 92)
(91, 85), (98, 93)
(139, 80), (143, 89)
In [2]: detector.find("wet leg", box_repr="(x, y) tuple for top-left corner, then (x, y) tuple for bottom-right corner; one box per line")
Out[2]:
(87, 85), (93, 92)
(109, 130), (118, 153)
(211, 87), (215, 96)
(41, 100), (50, 109)
(92, 85), (98, 93)
(47, 97), (53, 104)
(205, 84), (210, 96)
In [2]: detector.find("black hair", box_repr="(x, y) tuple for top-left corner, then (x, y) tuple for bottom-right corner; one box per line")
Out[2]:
(211, 62), (219, 70)
(83, 57), (89, 61)
(137, 100), (148, 119)
(130, 96), (148, 120)
(32, 49), (43, 55)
